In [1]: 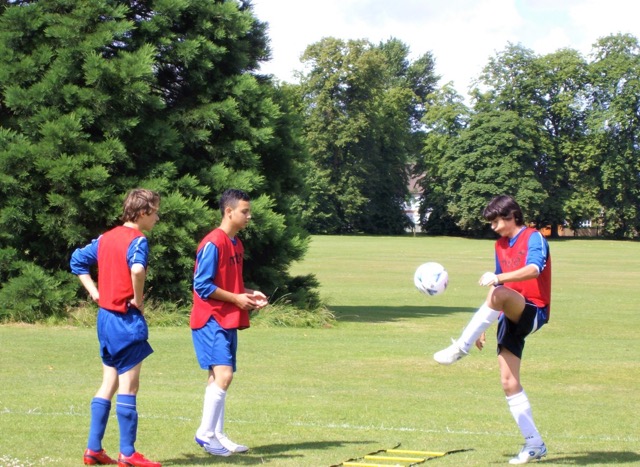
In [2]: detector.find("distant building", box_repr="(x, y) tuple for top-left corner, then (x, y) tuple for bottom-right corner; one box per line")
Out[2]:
(403, 172), (423, 233)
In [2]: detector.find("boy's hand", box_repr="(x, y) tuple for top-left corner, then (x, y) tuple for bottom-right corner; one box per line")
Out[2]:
(252, 291), (268, 309)
(475, 332), (486, 350)
(236, 293), (261, 311)
(479, 272), (499, 286)
(130, 297), (144, 313)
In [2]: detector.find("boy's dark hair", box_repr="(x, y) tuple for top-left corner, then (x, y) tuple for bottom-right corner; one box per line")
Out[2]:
(121, 188), (160, 222)
(483, 195), (524, 226)
(219, 188), (250, 216)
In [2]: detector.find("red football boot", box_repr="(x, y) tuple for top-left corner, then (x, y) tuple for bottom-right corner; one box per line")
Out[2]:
(83, 448), (118, 465)
(117, 451), (162, 467)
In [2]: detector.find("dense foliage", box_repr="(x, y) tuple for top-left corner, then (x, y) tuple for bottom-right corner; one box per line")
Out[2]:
(418, 35), (640, 238)
(0, 0), (318, 321)
(297, 37), (438, 234)
(1, 0), (639, 322)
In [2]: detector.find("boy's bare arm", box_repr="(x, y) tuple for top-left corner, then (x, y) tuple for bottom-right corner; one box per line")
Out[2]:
(130, 263), (146, 311)
(77, 274), (99, 302)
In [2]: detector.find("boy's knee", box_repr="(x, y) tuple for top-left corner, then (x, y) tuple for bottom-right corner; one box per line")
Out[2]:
(212, 366), (234, 389)
(501, 377), (522, 396)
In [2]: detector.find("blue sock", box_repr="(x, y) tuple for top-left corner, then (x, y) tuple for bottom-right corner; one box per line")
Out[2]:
(116, 394), (138, 456)
(87, 397), (111, 452)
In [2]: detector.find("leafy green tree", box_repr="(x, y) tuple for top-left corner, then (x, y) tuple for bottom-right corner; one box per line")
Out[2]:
(529, 48), (589, 232)
(298, 37), (438, 234)
(530, 49), (595, 233)
(586, 33), (640, 238)
(0, 0), (317, 320)
(416, 83), (469, 234)
(441, 110), (546, 232)
(471, 44), (588, 235)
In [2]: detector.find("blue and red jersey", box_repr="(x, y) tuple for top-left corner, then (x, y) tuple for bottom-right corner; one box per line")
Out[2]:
(190, 228), (249, 331)
(70, 226), (148, 313)
(495, 227), (551, 316)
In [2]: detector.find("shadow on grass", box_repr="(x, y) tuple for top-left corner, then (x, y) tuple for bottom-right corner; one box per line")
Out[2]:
(163, 440), (373, 465)
(498, 451), (640, 465)
(331, 305), (476, 323)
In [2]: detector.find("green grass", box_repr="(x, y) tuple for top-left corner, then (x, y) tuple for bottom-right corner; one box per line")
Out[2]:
(1, 236), (639, 466)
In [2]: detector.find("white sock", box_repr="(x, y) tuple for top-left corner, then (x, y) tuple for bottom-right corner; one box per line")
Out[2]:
(456, 303), (501, 352)
(507, 391), (543, 446)
(214, 393), (226, 434)
(197, 383), (226, 438)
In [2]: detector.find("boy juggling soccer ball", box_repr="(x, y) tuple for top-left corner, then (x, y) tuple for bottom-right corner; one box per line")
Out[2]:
(190, 189), (268, 457)
(433, 195), (551, 465)
(70, 189), (162, 467)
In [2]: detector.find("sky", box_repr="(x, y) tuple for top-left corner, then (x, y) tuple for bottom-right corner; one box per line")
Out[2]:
(251, 0), (640, 96)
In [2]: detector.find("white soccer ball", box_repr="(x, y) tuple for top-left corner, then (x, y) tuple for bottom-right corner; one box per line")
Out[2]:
(414, 262), (448, 296)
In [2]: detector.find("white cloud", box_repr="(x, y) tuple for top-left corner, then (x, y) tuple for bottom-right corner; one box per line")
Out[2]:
(252, 0), (640, 95)
(531, 26), (573, 55)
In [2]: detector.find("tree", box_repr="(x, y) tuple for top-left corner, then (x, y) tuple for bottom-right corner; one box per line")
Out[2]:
(298, 37), (438, 234)
(416, 83), (469, 234)
(586, 33), (640, 238)
(0, 0), (317, 319)
(471, 44), (589, 236)
(531, 49), (595, 233)
(441, 110), (546, 233)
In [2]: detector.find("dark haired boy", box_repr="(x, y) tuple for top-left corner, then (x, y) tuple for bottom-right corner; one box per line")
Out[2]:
(191, 189), (267, 456)
(433, 194), (551, 465)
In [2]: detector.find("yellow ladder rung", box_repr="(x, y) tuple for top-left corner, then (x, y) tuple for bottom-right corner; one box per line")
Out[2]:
(343, 463), (405, 467)
(364, 455), (425, 462)
(387, 449), (446, 457)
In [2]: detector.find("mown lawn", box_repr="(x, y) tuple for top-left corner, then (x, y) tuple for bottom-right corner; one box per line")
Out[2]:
(1, 236), (638, 466)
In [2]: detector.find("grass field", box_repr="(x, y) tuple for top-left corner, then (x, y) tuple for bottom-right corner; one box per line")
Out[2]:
(1, 235), (639, 466)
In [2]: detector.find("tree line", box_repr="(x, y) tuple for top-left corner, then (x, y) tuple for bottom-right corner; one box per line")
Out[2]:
(0, 0), (638, 319)
(419, 36), (640, 239)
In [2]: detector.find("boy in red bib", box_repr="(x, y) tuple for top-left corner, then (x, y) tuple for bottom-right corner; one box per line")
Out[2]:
(434, 195), (550, 465)
(71, 189), (161, 467)
(190, 189), (267, 456)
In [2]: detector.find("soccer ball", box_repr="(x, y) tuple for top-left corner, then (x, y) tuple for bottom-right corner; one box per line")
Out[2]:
(414, 262), (448, 296)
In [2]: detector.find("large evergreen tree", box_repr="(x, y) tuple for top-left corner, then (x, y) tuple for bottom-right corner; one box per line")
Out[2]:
(0, 0), (316, 318)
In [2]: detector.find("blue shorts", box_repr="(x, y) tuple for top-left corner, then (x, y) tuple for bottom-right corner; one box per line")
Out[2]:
(192, 317), (238, 371)
(97, 307), (153, 374)
(496, 301), (548, 359)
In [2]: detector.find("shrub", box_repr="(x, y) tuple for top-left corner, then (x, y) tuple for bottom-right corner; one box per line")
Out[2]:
(0, 265), (76, 323)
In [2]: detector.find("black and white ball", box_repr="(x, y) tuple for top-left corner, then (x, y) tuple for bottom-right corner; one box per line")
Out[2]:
(414, 262), (448, 296)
